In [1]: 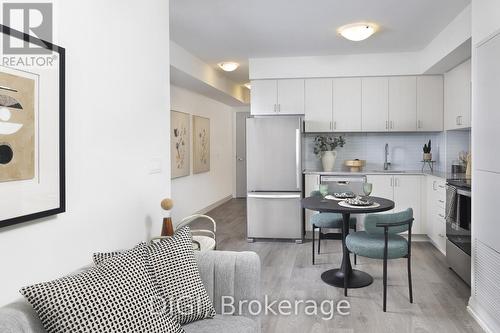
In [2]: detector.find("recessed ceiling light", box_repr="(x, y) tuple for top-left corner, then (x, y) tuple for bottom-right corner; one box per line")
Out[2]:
(338, 23), (378, 41)
(244, 83), (251, 90)
(218, 62), (239, 72)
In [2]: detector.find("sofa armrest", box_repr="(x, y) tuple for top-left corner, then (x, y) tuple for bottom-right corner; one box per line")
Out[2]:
(0, 300), (45, 333)
(195, 251), (261, 318)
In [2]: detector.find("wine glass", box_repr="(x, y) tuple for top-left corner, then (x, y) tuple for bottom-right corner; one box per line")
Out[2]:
(319, 184), (329, 198)
(363, 183), (373, 200)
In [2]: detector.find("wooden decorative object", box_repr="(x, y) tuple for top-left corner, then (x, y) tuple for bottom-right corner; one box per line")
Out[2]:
(160, 198), (174, 236)
(344, 159), (366, 172)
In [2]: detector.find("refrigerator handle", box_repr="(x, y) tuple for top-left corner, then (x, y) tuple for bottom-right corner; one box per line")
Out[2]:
(296, 128), (301, 189)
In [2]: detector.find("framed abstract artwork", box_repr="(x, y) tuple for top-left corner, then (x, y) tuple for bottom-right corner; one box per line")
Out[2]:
(170, 110), (190, 179)
(192, 115), (210, 174)
(0, 25), (65, 228)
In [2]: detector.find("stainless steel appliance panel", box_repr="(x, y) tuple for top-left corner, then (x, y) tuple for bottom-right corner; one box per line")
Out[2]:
(446, 239), (471, 286)
(320, 175), (367, 195)
(247, 192), (302, 240)
(246, 116), (302, 192)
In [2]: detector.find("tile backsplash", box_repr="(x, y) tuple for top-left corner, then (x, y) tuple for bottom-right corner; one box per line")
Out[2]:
(303, 130), (471, 173)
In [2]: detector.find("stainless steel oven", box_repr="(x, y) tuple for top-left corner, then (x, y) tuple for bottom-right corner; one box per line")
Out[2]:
(446, 179), (471, 285)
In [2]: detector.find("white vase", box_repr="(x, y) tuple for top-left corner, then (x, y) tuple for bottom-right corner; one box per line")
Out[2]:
(321, 151), (337, 172)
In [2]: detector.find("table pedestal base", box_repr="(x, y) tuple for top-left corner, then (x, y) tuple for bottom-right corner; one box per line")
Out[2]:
(321, 268), (373, 288)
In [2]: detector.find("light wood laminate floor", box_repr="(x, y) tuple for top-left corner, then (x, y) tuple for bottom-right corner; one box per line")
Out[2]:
(192, 199), (482, 333)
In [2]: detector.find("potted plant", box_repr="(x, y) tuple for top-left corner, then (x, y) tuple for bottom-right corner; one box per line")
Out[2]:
(313, 135), (346, 171)
(423, 140), (432, 161)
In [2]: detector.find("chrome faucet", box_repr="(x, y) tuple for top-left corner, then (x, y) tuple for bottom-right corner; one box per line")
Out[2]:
(384, 143), (391, 170)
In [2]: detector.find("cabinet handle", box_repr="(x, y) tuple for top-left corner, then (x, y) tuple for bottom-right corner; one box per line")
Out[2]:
(390, 121), (394, 129)
(438, 200), (445, 203)
(438, 233), (445, 238)
(432, 181), (437, 191)
(274, 104), (277, 113)
(390, 178), (394, 187)
(277, 104), (281, 113)
(386, 121), (389, 130)
(438, 214), (445, 218)
(456, 116), (460, 125)
(438, 185), (445, 189)
(395, 178), (399, 187)
(458, 116), (462, 125)
(333, 121), (337, 130)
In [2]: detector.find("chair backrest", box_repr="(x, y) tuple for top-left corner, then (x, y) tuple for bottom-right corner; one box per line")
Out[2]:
(310, 190), (322, 197)
(364, 208), (413, 235)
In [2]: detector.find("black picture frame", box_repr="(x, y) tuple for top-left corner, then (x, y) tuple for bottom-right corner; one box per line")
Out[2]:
(0, 24), (65, 228)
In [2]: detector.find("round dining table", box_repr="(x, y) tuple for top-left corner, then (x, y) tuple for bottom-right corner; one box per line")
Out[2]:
(301, 195), (395, 295)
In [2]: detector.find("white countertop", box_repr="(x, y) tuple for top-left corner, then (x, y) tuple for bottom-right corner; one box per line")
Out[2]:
(303, 169), (449, 179)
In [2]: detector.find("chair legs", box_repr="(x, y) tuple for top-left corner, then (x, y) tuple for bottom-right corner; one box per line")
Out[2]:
(312, 225), (315, 265)
(408, 256), (413, 303)
(318, 228), (321, 254)
(382, 257), (387, 312)
(353, 224), (357, 265)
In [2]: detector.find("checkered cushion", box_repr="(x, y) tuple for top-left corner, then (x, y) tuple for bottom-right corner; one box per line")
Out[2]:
(147, 227), (216, 324)
(20, 245), (183, 333)
(93, 227), (216, 325)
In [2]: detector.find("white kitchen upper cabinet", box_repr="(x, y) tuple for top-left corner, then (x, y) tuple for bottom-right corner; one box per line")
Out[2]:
(333, 78), (362, 132)
(389, 76), (417, 132)
(444, 59), (471, 130)
(277, 79), (305, 115)
(362, 77), (389, 131)
(304, 79), (332, 132)
(417, 76), (444, 131)
(251, 80), (278, 115)
(393, 175), (422, 234)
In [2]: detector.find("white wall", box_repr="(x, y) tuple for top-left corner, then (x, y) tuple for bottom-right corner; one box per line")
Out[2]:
(170, 85), (234, 223)
(0, 0), (171, 305)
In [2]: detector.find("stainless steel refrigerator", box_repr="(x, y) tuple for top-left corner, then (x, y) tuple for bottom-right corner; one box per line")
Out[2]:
(246, 116), (303, 242)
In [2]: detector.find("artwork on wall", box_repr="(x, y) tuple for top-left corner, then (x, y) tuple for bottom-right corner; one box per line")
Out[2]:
(0, 71), (35, 182)
(170, 110), (190, 179)
(0, 24), (65, 228)
(192, 115), (210, 174)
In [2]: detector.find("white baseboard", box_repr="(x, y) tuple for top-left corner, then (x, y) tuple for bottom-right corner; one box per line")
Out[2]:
(196, 195), (233, 215)
(468, 298), (500, 333)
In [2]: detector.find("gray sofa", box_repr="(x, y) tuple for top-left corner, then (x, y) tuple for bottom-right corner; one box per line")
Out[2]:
(0, 250), (261, 333)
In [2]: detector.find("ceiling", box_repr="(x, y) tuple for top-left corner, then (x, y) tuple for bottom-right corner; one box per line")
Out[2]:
(170, 0), (470, 84)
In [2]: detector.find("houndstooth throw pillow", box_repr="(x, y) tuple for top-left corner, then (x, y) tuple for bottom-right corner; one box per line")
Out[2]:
(147, 227), (216, 324)
(20, 245), (183, 333)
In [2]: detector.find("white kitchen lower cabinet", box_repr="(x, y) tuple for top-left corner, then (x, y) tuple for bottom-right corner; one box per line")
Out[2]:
(426, 176), (447, 254)
(304, 174), (320, 232)
(366, 174), (423, 234)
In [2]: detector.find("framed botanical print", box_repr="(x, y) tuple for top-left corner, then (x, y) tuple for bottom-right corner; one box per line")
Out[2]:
(192, 115), (210, 174)
(170, 110), (190, 179)
(0, 24), (65, 228)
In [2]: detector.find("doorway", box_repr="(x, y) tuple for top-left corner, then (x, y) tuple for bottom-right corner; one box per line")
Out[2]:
(235, 111), (250, 198)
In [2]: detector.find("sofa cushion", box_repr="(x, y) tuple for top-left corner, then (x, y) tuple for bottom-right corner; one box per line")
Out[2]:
(147, 227), (216, 325)
(20, 245), (183, 333)
(182, 315), (258, 333)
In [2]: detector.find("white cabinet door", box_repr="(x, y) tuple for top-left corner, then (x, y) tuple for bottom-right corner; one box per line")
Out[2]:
(417, 76), (444, 131)
(251, 80), (277, 115)
(393, 175), (422, 234)
(304, 79), (332, 132)
(304, 174), (320, 232)
(444, 59), (471, 130)
(366, 175), (394, 204)
(389, 76), (417, 131)
(333, 78), (362, 131)
(277, 79), (305, 115)
(362, 77), (389, 131)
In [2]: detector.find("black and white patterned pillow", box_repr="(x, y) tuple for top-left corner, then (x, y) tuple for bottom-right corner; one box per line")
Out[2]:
(147, 227), (216, 324)
(92, 242), (146, 265)
(20, 245), (183, 333)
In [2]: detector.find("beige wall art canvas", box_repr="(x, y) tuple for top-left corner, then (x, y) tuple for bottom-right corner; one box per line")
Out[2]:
(0, 70), (35, 182)
(192, 115), (210, 174)
(171, 110), (190, 179)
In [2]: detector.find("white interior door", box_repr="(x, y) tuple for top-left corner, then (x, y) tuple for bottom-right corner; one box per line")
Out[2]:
(389, 76), (417, 131)
(235, 112), (250, 198)
(333, 78), (362, 131)
(362, 77), (389, 131)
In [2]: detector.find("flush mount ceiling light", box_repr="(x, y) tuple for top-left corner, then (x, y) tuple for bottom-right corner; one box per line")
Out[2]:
(218, 62), (239, 72)
(338, 23), (378, 41)
(244, 83), (251, 90)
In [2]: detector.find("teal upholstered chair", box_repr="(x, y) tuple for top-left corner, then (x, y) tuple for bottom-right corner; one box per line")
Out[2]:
(310, 191), (357, 265)
(346, 208), (414, 312)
